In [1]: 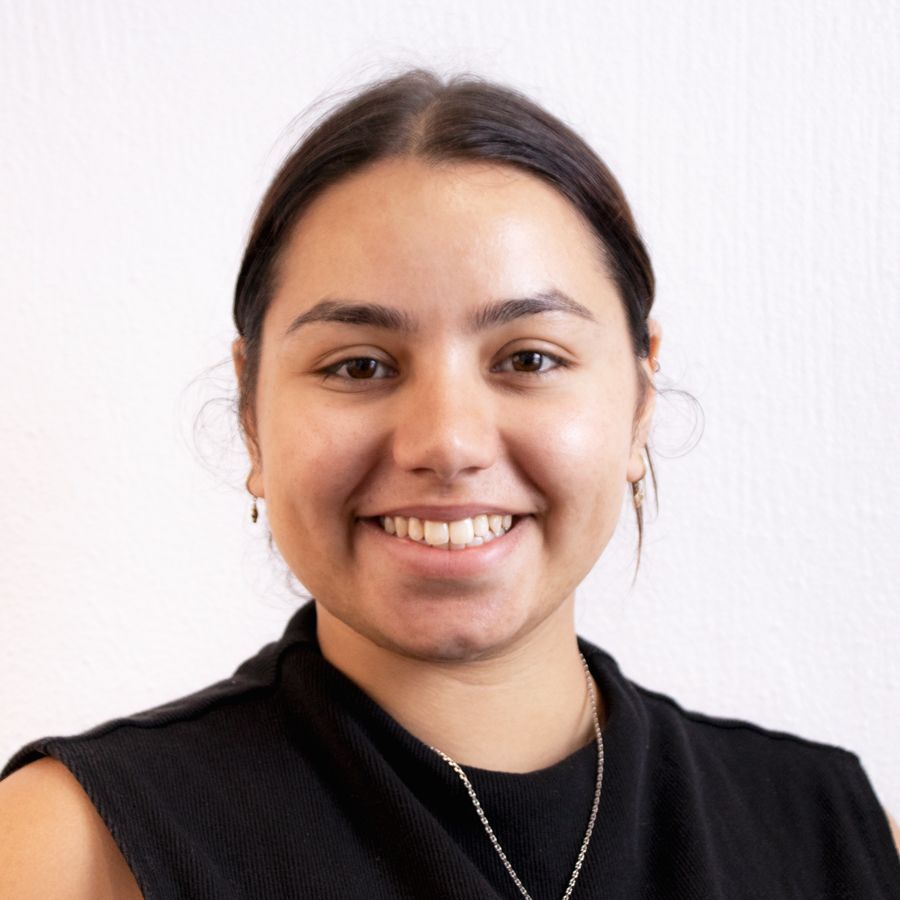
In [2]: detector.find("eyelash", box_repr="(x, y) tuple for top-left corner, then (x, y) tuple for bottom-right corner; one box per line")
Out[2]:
(317, 350), (568, 383)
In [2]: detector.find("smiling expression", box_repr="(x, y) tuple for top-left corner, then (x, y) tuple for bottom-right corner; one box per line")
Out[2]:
(235, 157), (657, 662)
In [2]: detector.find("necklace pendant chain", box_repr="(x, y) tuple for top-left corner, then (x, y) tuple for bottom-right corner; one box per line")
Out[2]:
(429, 652), (604, 900)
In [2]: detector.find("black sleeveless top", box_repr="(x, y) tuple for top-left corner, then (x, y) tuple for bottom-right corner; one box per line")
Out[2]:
(3, 600), (898, 898)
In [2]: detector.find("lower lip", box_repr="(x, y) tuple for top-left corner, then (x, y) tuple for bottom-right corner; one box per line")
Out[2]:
(356, 516), (532, 579)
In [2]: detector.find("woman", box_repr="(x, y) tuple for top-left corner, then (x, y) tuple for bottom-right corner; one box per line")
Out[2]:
(1, 68), (897, 899)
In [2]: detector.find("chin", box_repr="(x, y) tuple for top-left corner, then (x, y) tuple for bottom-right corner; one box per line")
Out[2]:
(367, 594), (537, 663)
(382, 629), (500, 663)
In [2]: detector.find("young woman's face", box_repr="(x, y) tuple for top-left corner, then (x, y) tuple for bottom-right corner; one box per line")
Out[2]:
(237, 157), (658, 661)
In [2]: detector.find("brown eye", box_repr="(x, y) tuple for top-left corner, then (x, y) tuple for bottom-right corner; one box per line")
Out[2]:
(494, 350), (567, 376)
(319, 356), (396, 382)
(512, 351), (544, 372)
(344, 358), (379, 379)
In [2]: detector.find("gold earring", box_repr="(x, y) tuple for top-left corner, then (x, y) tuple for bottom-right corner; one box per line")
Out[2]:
(246, 474), (259, 524)
(632, 451), (647, 510)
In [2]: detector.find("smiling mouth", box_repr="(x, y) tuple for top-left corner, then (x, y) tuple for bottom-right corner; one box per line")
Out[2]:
(359, 514), (528, 550)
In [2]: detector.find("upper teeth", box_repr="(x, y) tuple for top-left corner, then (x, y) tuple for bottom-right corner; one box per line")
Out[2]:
(380, 513), (514, 549)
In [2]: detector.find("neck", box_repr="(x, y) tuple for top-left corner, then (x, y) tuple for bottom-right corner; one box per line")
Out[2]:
(314, 597), (604, 773)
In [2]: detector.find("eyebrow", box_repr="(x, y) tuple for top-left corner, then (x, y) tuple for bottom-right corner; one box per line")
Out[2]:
(283, 288), (596, 338)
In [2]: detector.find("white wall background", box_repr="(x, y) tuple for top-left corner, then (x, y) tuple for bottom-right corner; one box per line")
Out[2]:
(2, 0), (898, 819)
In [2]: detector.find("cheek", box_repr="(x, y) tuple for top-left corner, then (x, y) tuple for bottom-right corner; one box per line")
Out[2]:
(259, 395), (379, 521)
(518, 393), (631, 542)
(527, 390), (632, 482)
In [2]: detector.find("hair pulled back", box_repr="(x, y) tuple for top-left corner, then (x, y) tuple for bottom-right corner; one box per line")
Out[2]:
(233, 67), (658, 569)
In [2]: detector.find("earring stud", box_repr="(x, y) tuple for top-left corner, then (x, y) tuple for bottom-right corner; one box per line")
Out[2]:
(632, 451), (648, 510)
(246, 474), (259, 524)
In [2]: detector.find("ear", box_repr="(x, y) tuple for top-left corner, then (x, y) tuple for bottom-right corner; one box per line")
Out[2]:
(231, 336), (246, 382)
(626, 318), (662, 484)
(232, 337), (265, 497)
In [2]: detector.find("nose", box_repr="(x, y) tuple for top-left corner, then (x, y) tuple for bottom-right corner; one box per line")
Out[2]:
(390, 361), (499, 481)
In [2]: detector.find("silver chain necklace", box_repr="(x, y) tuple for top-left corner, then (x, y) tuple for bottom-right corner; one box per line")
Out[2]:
(429, 653), (604, 900)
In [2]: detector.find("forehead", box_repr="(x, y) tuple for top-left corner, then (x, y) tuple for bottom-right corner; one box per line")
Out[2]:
(269, 157), (620, 329)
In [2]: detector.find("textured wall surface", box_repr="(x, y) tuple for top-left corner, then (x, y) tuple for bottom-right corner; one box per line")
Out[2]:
(2, 0), (898, 822)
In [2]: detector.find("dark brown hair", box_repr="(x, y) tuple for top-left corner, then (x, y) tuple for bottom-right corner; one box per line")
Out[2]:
(233, 67), (659, 570)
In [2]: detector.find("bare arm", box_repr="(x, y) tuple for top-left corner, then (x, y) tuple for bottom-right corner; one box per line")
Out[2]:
(0, 757), (142, 899)
(886, 807), (900, 857)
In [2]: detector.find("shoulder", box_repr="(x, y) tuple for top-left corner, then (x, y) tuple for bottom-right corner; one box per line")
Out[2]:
(630, 677), (900, 863)
(631, 676), (862, 765)
(2, 657), (289, 787)
(0, 757), (142, 899)
(631, 678), (881, 802)
(0, 622), (313, 899)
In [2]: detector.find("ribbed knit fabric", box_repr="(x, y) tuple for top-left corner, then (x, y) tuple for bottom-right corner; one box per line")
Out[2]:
(3, 600), (898, 899)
